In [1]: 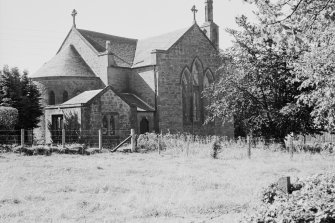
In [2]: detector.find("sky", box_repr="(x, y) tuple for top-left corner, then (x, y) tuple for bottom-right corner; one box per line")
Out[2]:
(0, 0), (256, 74)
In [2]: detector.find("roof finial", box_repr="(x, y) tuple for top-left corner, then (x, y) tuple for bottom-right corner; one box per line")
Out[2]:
(71, 9), (78, 28)
(191, 5), (198, 24)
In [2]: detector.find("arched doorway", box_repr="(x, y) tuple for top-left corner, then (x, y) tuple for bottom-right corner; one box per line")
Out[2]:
(140, 117), (149, 134)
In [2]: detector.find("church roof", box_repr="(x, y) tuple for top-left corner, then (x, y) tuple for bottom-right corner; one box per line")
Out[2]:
(77, 29), (138, 67)
(60, 87), (154, 112)
(31, 45), (96, 78)
(119, 93), (154, 112)
(75, 26), (192, 68)
(132, 26), (191, 68)
(62, 89), (103, 105)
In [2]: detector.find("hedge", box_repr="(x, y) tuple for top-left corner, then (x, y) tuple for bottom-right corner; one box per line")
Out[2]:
(0, 106), (18, 130)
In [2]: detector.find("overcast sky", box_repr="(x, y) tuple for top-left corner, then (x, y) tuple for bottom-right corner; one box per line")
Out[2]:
(0, 0), (256, 74)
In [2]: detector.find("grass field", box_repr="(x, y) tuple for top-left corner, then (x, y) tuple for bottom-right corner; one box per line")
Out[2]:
(0, 145), (334, 223)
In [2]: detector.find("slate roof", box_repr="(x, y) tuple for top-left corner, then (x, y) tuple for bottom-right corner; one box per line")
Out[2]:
(76, 26), (192, 68)
(31, 45), (96, 78)
(132, 26), (190, 68)
(59, 88), (154, 112)
(120, 93), (154, 112)
(62, 89), (103, 105)
(77, 29), (138, 67)
(34, 25), (194, 78)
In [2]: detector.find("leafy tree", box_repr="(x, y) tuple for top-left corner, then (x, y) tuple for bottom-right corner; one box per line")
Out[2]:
(0, 66), (43, 130)
(243, 0), (335, 131)
(0, 106), (18, 130)
(205, 4), (319, 142)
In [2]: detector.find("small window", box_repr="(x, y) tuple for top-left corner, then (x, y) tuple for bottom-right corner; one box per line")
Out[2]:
(110, 115), (115, 135)
(102, 114), (118, 136)
(49, 91), (55, 105)
(102, 116), (108, 135)
(63, 91), (68, 103)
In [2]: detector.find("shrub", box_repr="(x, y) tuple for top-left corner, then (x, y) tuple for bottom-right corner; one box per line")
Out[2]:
(242, 173), (335, 223)
(210, 140), (222, 159)
(137, 133), (166, 152)
(0, 106), (18, 130)
(294, 143), (334, 154)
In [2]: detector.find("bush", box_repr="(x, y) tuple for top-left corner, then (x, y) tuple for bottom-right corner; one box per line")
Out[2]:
(0, 106), (18, 130)
(242, 173), (335, 223)
(137, 133), (166, 152)
(210, 140), (222, 159)
(294, 143), (334, 154)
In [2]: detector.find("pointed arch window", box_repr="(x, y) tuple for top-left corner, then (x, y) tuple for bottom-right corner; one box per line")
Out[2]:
(181, 68), (192, 123)
(181, 59), (214, 125)
(203, 69), (214, 88)
(49, 91), (55, 105)
(203, 69), (214, 121)
(191, 58), (204, 123)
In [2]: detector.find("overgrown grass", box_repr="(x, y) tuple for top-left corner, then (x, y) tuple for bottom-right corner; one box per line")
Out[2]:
(0, 138), (334, 222)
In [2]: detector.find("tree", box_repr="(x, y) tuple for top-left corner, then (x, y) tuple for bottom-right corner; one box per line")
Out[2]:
(243, 0), (335, 131)
(205, 7), (319, 142)
(0, 106), (18, 130)
(0, 66), (43, 130)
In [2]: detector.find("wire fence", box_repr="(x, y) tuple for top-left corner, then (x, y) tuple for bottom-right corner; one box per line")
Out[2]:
(1, 128), (335, 153)
(48, 129), (131, 149)
(0, 130), (33, 146)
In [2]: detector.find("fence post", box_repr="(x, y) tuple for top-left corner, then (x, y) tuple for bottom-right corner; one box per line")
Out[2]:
(288, 134), (294, 159)
(131, 129), (136, 152)
(247, 135), (251, 159)
(62, 128), (65, 148)
(158, 134), (161, 155)
(99, 129), (102, 151)
(21, 129), (24, 147)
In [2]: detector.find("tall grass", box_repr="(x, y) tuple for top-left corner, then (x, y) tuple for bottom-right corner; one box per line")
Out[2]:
(137, 132), (335, 160)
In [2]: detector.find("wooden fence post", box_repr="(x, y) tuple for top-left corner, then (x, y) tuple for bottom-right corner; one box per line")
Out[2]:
(158, 134), (161, 155)
(21, 129), (24, 148)
(131, 129), (136, 152)
(98, 129), (102, 151)
(247, 135), (251, 159)
(62, 129), (65, 148)
(278, 176), (291, 194)
(288, 134), (294, 159)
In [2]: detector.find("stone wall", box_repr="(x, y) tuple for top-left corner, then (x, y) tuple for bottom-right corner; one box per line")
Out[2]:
(155, 25), (233, 137)
(83, 88), (135, 138)
(129, 66), (156, 107)
(107, 67), (130, 92)
(33, 77), (104, 106)
(32, 77), (103, 142)
(44, 106), (82, 144)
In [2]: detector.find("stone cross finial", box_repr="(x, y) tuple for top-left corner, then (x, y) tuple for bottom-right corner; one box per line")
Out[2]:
(191, 5), (198, 23)
(71, 9), (78, 28)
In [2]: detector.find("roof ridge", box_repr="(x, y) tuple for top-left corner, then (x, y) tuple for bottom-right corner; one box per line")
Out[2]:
(120, 93), (154, 110)
(31, 44), (97, 78)
(77, 28), (138, 41)
(138, 26), (190, 41)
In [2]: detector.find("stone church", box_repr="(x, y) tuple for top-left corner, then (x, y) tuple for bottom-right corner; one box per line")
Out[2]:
(31, 0), (233, 143)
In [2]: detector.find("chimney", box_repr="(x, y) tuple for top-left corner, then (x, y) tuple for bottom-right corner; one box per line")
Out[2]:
(106, 41), (115, 67)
